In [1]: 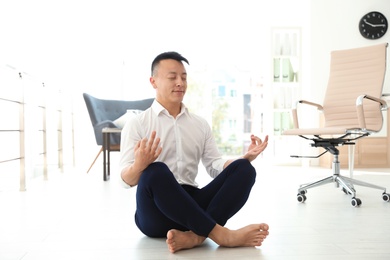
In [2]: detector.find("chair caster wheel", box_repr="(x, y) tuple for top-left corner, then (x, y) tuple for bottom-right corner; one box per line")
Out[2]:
(297, 194), (307, 203)
(351, 197), (362, 207)
(382, 193), (390, 202)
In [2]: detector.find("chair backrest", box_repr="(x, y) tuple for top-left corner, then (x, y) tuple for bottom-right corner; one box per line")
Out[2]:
(83, 93), (154, 127)
(323, 43), (388, 131)
(83, 93), (154, 145)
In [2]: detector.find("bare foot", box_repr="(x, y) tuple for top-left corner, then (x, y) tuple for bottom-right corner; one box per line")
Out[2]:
(166, 230), (206, 253)
(209, 223), (269, 248)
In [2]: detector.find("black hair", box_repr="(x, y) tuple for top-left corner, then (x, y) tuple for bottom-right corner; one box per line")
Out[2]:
(151, 51), (189, 76)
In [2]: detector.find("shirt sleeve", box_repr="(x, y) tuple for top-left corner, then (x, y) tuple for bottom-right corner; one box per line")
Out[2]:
(118, 116), (143, 189)
(200, 119), (225, 178)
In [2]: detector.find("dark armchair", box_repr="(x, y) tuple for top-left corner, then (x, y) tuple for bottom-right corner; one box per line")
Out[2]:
(83, 93), (154, 174)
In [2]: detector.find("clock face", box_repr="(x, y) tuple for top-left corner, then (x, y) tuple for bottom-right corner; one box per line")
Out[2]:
(359, 11), (388, 39)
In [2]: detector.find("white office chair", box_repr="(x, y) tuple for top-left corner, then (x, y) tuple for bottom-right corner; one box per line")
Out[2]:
(283, 43), (390, 207)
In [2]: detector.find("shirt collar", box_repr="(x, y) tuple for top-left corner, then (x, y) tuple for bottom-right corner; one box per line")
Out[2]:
(151, 100), (188, 117)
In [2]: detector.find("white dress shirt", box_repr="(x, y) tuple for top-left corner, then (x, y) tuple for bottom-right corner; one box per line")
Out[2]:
(119, 100), (226, 188)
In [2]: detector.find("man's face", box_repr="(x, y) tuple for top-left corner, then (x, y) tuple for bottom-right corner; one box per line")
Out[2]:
(150, 59), (187, 106)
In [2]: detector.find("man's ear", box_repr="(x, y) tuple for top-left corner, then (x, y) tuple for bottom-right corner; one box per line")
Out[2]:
(150, 76), (157, 89)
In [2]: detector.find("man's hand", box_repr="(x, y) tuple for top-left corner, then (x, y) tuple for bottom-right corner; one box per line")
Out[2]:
(121, 131), (162, 187)
(243, 134), (269, 162)
(133, 131), (162, 172)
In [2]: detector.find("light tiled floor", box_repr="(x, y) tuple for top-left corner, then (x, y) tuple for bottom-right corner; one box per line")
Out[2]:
(1, 159), (390, 260)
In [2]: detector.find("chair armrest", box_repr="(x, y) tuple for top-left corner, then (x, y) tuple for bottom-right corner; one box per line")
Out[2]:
(291, 100), (324, 129)
(356, 94), (389, 129)
(382, 93), (390, 104)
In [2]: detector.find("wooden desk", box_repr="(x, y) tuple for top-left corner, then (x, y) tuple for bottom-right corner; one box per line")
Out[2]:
(102, 127), (121, 181)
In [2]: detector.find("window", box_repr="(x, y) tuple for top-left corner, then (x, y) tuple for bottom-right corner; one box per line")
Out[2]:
(218, 85), (226, 97)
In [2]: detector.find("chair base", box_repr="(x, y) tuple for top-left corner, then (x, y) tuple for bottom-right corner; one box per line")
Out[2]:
(297, 173), (387, 206)
(296, 153), (389, 207)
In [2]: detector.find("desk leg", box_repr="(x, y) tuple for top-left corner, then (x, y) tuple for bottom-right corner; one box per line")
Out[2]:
(103, 132), (109, 181)
(107, 133), (111, 180)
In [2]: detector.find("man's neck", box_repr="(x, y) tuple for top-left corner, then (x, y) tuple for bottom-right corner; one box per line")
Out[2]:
(157, 100), (182, 118)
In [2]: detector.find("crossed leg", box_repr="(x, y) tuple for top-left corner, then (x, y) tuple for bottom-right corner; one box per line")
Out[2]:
(166, 223), (269, 253)
(136, 160), (269, 253)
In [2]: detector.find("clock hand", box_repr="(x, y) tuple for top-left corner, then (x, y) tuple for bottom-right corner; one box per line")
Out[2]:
(371, 23), (386, 27)
(363, 19), (386, 27)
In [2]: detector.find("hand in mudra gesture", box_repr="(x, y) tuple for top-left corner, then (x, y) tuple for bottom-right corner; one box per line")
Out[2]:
(243, 135), (269, 162)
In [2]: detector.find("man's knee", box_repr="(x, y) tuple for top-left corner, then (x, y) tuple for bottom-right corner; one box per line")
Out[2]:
(228, 159), (256, 186)
(138, 162), (172, 185)
(145, 161), (170, 172)
(233, 158), (256, 176)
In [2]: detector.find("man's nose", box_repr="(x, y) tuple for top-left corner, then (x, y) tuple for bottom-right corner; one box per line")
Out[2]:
(176, 78), (184, 87)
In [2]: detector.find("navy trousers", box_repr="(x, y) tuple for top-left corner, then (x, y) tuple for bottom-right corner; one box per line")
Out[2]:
(135, 159), (256, 238)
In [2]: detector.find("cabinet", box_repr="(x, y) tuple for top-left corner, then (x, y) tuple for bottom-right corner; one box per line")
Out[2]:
(265, 27), (302, 164)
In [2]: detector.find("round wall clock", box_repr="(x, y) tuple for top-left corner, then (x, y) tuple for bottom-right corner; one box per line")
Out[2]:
(359, 11), (388, 39)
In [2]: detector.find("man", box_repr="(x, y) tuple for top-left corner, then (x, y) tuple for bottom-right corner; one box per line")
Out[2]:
(119, 51), (269, 253)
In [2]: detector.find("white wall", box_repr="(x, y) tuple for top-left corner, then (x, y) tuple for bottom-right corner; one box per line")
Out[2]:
(310, 0), (390, 104)
(3, 0), (387, 105)
(0, 0), (310, 100)
(303, 0), (390, 165)
(0, 0), (313, 170)
(9, 1), (389, 169)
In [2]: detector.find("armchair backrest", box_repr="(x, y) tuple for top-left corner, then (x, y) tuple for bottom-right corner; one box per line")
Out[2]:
(323, 43), (388, 131)
(83, 93), (154, 127)
(83, 93), (154, 145)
